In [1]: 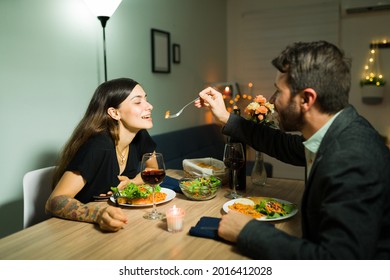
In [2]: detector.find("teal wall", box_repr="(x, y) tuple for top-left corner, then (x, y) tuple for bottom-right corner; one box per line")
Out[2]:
(4, 0), (388, 239)
(0, 0), (227, 237)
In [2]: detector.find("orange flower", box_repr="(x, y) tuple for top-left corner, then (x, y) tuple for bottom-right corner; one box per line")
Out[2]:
(245, 94), (276, 127)
(254, 95), (267, 104)
(256, 105), (268, 115)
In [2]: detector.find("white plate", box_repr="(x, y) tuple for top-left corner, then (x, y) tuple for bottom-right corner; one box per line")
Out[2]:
(222, 197), (298, 221)
(110, 188), (176, 207)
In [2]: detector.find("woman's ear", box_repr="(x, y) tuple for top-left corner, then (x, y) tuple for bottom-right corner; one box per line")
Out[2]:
(107, 107), (120, 120)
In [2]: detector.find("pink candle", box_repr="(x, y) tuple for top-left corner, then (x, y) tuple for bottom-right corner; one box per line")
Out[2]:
(166, 205), (185, 233)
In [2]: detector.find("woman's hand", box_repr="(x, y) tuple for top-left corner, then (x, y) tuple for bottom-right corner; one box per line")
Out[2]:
(195, 87), (230, 124)
(96, 205), (128, 232)
(117, 174), (145, 189)
(96, 176), (130, 197)
(218, 210), (253, 243)
(117, 175), (131, 190)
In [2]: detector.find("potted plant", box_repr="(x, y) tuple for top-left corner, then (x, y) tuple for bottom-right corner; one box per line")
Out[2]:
(360, 46), (386, 105)
(360, 75), (386, 105)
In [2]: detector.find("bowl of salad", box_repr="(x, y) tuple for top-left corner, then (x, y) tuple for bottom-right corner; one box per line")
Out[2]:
(179, 176), (222, 201)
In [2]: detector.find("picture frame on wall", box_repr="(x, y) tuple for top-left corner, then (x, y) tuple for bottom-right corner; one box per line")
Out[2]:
(173, 44), (181, 64)
(151, 28), (171, 73)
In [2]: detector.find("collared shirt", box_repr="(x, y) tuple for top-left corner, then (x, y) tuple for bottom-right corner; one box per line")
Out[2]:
(302, 110), (342, 179)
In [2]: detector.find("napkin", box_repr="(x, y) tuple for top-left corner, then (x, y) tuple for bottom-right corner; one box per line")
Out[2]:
(189, 216), (221, 240)
(160, 175), (183, 193)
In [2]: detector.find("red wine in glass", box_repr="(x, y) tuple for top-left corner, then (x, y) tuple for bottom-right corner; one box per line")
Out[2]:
(140, 152), (166, 220)
(141, 170), (166, 185)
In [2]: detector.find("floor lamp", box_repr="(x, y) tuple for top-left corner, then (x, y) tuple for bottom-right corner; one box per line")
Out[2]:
(83, 0), (123, 82)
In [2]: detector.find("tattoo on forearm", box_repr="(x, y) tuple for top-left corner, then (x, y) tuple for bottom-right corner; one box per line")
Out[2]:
(47, 195), (102, 223)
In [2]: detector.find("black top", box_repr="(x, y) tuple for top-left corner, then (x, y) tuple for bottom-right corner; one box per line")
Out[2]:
(66, 130), (156, 203)
(224, 105), (390, 259)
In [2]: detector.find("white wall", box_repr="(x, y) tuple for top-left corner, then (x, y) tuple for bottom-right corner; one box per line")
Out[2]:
(227, 0), (390, 180)
(341, 10), (390, 135)
(0, 0), (227, 238)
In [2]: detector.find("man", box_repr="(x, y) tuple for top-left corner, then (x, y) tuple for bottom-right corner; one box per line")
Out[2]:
(195, 41), (390, 259)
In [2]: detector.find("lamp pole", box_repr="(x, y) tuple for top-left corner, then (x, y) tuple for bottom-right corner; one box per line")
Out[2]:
(98, 16), (109, 82)
(82, 0), (122, 82)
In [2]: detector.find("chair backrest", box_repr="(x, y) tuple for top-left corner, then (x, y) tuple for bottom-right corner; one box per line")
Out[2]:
(23, 166), (56, 228)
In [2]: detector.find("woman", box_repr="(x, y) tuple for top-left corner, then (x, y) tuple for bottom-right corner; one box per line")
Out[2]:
(46, 78), (156, 232)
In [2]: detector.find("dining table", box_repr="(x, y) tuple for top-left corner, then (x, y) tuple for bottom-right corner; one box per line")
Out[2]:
(0, 170), (305, 260)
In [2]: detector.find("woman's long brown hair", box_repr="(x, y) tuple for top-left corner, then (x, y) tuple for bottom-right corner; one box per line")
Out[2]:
(52, 78), (139, 187)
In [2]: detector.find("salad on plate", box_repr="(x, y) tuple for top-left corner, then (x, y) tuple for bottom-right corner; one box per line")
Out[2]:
(111, 183), (167, 205)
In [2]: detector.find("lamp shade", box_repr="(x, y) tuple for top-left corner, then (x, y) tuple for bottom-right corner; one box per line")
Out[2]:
(83, 0), (122, 17)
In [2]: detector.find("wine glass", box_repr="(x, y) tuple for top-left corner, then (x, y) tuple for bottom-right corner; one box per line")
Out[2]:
(140, 152), (166, 220)
(223, 143), (245, 199)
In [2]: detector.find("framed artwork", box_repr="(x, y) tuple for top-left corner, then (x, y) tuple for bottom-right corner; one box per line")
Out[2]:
(172, 44), (181, 64)
(151, 28), (171, 73)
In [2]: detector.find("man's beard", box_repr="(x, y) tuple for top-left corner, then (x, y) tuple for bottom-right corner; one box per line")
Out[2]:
(277, 100), (304, 132)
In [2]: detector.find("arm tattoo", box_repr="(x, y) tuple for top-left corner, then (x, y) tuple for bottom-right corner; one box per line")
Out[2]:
(46, 195), (103, 223)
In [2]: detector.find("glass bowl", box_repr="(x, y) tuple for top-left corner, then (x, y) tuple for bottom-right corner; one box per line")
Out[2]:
(179, 176), (222, 201)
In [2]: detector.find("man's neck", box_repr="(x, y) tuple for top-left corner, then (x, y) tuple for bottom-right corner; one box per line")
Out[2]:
(301, 112), (335, 140)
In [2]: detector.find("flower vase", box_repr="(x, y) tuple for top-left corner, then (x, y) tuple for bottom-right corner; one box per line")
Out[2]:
(251, 151), (267, 186)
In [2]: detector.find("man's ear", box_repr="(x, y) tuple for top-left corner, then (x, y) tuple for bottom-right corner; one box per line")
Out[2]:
(301, 88), (317, 110)
(107, 107), (120, 120)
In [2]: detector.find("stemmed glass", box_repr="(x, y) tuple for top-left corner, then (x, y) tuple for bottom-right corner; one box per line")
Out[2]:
(223, 143), (245, 199)
(140, 152), (166, 220)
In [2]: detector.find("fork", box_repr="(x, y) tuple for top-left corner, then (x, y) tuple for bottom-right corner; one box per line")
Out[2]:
(165, 97), (199, 119)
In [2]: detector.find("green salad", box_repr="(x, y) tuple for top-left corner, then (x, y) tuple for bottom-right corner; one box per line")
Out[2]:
(180, 176), (221, 200)
(254, 198), (295, 219)
(111, 183), (161, 199)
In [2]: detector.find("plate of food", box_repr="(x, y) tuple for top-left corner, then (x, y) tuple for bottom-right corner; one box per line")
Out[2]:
(110, 183), (176, 207)
(222, 197), (298, 221)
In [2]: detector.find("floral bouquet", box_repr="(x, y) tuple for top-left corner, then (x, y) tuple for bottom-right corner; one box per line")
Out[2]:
(244, 95), (276, 127)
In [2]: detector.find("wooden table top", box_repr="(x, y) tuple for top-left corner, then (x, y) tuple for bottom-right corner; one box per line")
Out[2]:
(0, 171), (304, 260)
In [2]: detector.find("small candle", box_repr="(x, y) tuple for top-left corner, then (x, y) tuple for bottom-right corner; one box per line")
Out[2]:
(166, 205), (185, 233)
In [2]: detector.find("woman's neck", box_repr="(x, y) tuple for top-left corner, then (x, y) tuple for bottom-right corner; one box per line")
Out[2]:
(117, 128), (138, 150)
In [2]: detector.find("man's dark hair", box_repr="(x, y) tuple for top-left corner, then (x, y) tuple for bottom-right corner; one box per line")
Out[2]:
(272, 41), (351, 114)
